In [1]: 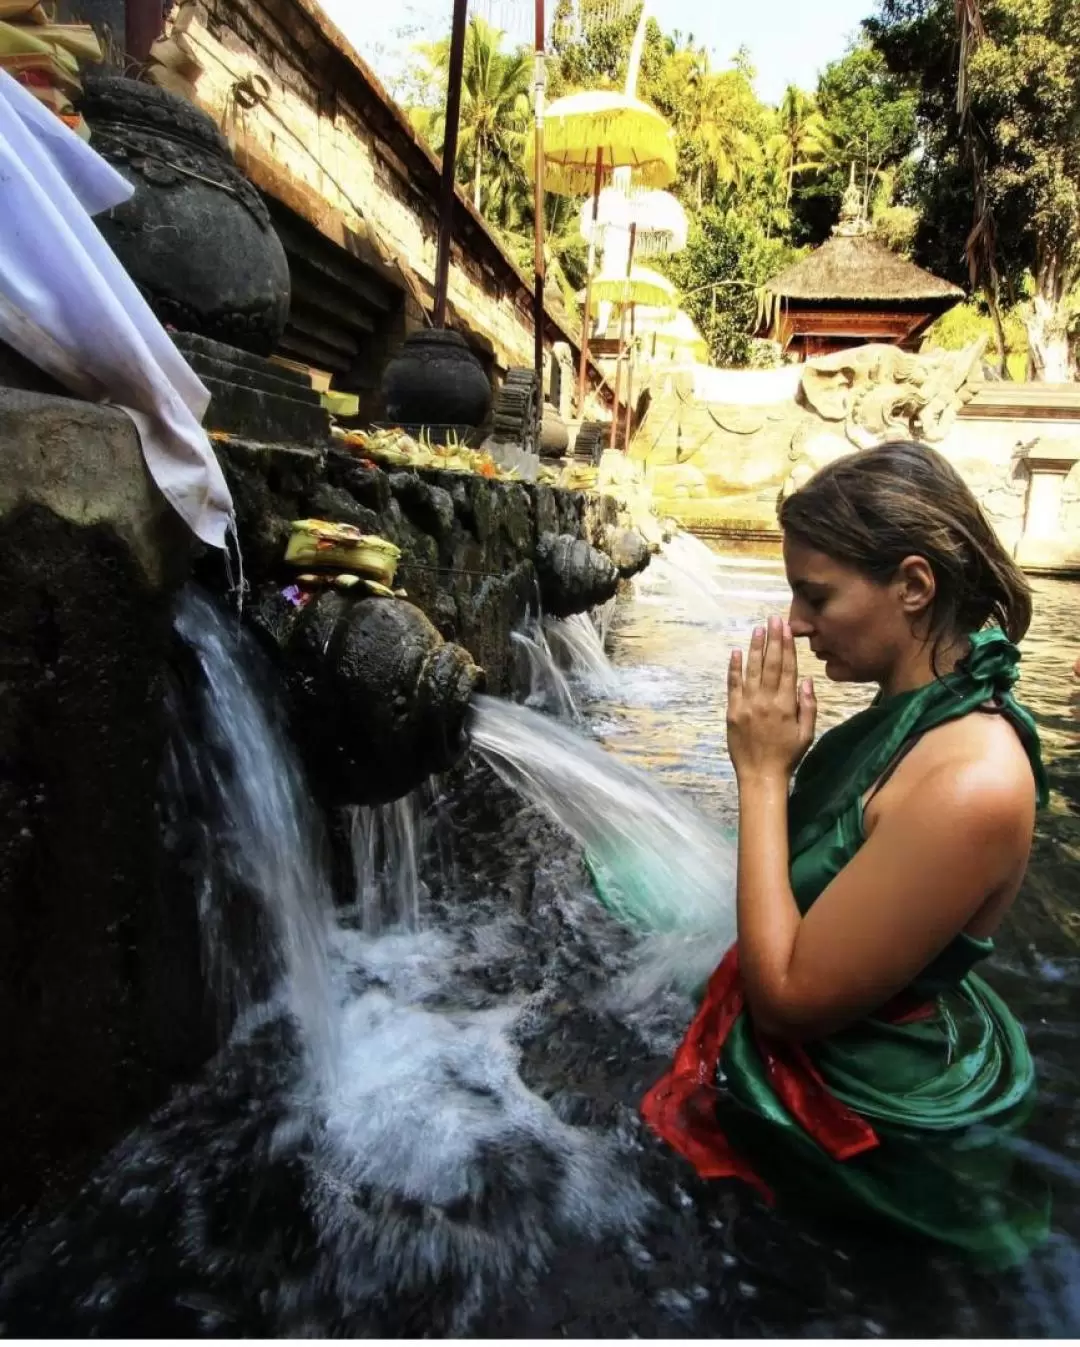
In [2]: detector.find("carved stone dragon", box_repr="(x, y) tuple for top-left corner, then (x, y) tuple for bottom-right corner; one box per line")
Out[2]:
(799, 339), (988, 449)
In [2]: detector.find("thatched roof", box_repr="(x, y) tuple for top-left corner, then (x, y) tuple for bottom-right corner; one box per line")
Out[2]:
(765, 232), (964, 305)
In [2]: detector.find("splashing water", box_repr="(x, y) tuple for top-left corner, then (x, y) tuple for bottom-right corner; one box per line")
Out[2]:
(513, 622), (580, 720)
(594, 596), (618, 648)
(646, 534), (792, 621)
(117, 588), (652, 1334)
(4, 568), (1080, 1338)
(169, 588), (339, 1080)
(546, 612), (620, 698)
(347, 790), (428, 934)
(471, 694), (738, 1004)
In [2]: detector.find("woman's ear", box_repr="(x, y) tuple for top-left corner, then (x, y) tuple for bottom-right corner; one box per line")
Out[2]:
(895, 555), (936, 619)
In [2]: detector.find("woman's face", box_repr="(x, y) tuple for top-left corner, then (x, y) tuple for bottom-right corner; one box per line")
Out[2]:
(782, 534), (915, 684)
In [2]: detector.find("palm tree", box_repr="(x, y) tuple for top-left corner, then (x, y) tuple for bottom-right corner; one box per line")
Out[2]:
(677, 59), (756, 207)
(738, 136), (794, 238)
(415, 18), (532, 215)
(775, 85), (833, 205)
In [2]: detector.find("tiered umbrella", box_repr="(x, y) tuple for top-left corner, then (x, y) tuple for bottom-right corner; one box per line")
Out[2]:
(581, 174), (689, 448)
(640, 308), (710, 365)
(580, 185), (688, 259)
(526, 89), (676, 415)
(587, 263), (677, 450)
(588, 265), (677, 312)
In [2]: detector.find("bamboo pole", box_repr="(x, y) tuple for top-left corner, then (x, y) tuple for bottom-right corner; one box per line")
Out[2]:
(532, 0), (546, 438)
(576, 151), (605, 418)
(609, 221), (636, 451)
(433, 0), (469, 328)
(623, 301), (636, 453)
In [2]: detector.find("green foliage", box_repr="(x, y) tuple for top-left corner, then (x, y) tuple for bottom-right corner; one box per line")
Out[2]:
(409, 17), (532, 218)
(792, 41), (918, 244)
(395, 0), (1079, 370)
(869, 0), (1080, 322)
(663, 208), (803, 367)
(550, 0), (641, 88)
(923, 300), (1028, 379)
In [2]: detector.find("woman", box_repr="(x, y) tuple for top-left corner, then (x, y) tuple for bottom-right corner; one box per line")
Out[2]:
(642, 441), (1050, 1269)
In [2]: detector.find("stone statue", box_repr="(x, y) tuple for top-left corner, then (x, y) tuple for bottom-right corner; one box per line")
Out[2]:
(799, 339), (988, 449)
(834, 163), (871, 238)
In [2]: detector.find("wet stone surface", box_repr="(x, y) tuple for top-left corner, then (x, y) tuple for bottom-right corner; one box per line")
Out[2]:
(0, 547), (1076, 1338)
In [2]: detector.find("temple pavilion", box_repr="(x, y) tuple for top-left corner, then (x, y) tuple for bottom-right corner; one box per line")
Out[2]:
(758, 171), (963, 360)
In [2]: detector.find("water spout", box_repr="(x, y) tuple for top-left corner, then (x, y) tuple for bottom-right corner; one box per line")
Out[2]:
(546, 611), (619, 698)
(470, 694), (737, 1003)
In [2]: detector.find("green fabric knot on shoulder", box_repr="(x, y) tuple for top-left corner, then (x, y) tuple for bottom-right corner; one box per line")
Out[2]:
(960, 627), (1022, 694)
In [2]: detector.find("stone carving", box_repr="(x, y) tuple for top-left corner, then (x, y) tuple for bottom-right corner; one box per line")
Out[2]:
(535, 533), (620, 618)
(382, 330), (492, 429)
(800, 339), (988, 448)
(705, 405), (771, 436)
(601, 526), (651, 578)
(263, 589), (482, 807)
(834, 163), (871, 238)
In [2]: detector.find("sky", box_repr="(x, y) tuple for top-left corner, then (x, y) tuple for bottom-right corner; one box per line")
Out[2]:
(321, 0), (875, 106)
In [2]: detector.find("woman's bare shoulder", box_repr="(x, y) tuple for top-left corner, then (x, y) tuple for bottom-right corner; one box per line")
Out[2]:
(865, 709), (1036, 832)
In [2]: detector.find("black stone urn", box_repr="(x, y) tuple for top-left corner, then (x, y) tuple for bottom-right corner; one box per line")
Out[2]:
(381, 329), (491, 428)
(539, 402), (569, 460)
(263, 589), (483, 807)
(79, 75), (291, 356)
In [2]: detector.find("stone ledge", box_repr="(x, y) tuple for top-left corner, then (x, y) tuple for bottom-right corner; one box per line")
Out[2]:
(0, 389), (191, 589)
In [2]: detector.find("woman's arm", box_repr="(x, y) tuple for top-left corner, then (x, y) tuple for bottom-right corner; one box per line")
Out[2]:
(728, 619), (1034, 1042)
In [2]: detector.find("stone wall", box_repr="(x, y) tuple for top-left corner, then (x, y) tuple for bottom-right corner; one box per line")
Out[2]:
(0, 390), (212, 1223)
(634, 354), (1080, 575)
(149, 0), (595, 393)
(209, 438), (631, 695)
(0, 386), (636, 1222)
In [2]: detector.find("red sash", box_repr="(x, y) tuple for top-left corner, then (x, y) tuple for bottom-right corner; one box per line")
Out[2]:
(640, 945), (932, 1200)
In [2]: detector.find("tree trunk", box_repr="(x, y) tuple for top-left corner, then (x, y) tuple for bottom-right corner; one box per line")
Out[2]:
(473, 144), (483, 213)
(1025, 293), (1073, 382)
(983, 282), (1010, 380)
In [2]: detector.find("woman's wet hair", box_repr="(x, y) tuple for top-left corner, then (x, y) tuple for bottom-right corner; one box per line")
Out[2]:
(778, 441), (1032, 650)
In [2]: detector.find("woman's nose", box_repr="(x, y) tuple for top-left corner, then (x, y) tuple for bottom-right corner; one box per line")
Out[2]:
(788, 603), (813, 639)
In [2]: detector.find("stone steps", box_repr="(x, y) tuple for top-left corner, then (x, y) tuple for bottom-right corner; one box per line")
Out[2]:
(171, 330), (330, 448)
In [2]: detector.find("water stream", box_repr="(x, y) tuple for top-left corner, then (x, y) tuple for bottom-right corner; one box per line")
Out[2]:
(1, 552), (1078, 1337)
(346, 790), (429, 934)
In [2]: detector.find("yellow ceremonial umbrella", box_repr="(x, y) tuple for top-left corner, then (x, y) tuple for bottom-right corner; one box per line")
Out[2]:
(642, 309), (710, 365)
(587, 258), (681, 451)
(588, 265), (678, 313)
(527, 89), (678, 195)
(527, 89), (676, 416)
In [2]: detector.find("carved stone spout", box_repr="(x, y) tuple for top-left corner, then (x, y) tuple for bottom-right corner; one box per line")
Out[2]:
(535, 533), (620, 618)
(260, 589), (482, 806)
(601, 526), (651, 579)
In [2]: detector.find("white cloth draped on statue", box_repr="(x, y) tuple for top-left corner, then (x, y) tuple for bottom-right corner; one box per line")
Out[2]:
(0, 68), (234, 550)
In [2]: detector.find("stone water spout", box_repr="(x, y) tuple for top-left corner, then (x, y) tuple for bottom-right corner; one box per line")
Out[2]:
(535, 532), (620, 618)
(257, 589), (482, 806)
(601, 525), (651, 579)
